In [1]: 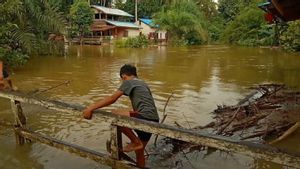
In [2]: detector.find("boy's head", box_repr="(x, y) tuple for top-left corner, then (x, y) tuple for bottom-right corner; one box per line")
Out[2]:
(120, 64), (138, 79)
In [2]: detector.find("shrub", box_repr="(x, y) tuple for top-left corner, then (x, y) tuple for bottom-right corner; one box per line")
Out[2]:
(280, 20), (300, 52)
(116, 35), (149, 48)
(221, 6), (275, 47)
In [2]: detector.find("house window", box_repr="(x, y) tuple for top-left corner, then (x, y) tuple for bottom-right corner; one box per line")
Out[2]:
(95, 13), (100, 19)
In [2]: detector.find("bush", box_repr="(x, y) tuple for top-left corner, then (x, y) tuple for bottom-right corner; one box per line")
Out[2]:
(0, 47), (29, 67)
(280, 20), (300, 52)
(221, 6), (275, 47)
(116, 35), (149, 48)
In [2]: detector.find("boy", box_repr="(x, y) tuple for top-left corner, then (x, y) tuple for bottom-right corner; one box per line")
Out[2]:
(83, 64), (159, 167)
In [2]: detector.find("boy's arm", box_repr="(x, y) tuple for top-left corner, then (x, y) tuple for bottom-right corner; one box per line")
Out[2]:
(83, 90), (124, 119)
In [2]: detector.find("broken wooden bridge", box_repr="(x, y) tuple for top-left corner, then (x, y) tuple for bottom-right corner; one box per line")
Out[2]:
(0, 91), (299, 169)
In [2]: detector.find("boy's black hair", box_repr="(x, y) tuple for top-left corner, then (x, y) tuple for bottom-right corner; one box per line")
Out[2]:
(120, 64), (138, 77)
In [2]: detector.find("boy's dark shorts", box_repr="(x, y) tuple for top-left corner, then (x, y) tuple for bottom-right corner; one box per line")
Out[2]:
(130, 112), (159, 142)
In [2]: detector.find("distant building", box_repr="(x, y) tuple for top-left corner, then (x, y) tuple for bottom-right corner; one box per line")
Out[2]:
(91, 5), (140, 38)
(137, 18), (167, 42)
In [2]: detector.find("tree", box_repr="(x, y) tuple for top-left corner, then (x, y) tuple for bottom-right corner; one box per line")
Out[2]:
(221, 5), (274, 46)
(0, 0), (65, 67)
(195, 0), (218, 19)
(48, 0), (74, 15)
(218, 0), (257, 23)
(69, 0), (94, 44)
(280, 21), (300, 51)
(114, 0), (125, 9)
(90, 0), (113, 7)
(120, 0), (165, 18)
(154, 0), (208, 45)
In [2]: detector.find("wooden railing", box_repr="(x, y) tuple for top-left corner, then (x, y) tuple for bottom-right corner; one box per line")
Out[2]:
(0, 91), (300, 169)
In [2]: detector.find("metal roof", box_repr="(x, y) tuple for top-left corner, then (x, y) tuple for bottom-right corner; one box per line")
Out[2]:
(105, 20), (140, 29)
(140, 18), (159, 28)
(91, 5), (134, 17)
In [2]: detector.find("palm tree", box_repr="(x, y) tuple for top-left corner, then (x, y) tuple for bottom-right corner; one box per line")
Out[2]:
(0, 0), (66, 66)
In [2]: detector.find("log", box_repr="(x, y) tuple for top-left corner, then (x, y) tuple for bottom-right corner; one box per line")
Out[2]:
(1, 91), (300, 168)
(269, 122), (300, 144)
(217, 107), (241, 134)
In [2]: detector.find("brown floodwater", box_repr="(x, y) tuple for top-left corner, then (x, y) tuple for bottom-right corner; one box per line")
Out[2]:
(0, 45), (299, 169)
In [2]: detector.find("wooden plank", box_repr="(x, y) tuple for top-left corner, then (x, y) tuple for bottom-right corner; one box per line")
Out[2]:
(0, 91), (300, 168)
(14, 127), (140, 169)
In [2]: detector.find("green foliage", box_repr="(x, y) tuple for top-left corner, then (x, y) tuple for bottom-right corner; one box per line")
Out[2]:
(0, 47), (29, 68)
(280, 21), (300, 52)
(0, 0), (66, 67)
(218, 0), (257, 23)
(207, 16), (225, 43)
(48, 0), (74, 15)
(114, 0), (125, 9)
(154, 0), (208, 45)
(120, 0), (164, 18)
(196, 0), (218, 19)
(221, 5), (275, 46)
(116, 35), (149, 48)
(69, 0), (94, 38)
(91, 0), (112, 7)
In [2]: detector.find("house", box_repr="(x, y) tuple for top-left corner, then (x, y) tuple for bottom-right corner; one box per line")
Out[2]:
(137, 18), (167, 42)
(91, 5), (140, 38)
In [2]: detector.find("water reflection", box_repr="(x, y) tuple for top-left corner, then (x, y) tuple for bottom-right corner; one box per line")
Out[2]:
(0, 45), (299, 169)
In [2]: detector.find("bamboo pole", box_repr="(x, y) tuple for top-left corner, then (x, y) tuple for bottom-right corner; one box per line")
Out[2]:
(0, 91), (300, 168)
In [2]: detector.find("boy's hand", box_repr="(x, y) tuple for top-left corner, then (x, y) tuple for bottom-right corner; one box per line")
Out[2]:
(83, 109), (93, 120)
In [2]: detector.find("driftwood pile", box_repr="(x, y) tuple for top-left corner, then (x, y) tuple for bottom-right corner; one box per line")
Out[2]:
(161, 84), (300, 154)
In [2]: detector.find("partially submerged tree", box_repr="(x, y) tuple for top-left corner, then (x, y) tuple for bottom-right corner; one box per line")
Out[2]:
(69, 0), (94, 44)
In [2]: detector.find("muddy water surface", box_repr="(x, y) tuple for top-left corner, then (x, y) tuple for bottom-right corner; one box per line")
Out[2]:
(0, 45), (299, 169)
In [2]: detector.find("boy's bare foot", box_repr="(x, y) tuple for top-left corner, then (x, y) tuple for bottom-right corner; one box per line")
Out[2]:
(122, 142), (143, 152)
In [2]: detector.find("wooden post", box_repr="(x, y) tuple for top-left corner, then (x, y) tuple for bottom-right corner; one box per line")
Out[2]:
(10, 100), (26, 145)
(110, 124), (122, 160)
(110, 124), (137, 168)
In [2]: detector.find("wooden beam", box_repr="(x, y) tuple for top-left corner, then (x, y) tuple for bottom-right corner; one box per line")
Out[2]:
(14, 127), (140, 169)
(0, 91), (300, 168)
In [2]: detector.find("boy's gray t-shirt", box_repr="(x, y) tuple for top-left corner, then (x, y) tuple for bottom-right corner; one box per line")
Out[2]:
(118, 78), (159, 121)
